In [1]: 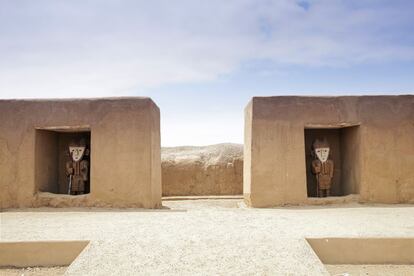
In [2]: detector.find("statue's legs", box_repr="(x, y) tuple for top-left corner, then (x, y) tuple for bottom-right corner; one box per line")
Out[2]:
(319, 189), (327, 197)
(70, 177), (85, 195)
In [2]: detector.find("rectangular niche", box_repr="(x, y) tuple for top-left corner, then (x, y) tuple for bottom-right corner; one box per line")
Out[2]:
(304, 125), (360, 197)
(35, 128), (91, 195)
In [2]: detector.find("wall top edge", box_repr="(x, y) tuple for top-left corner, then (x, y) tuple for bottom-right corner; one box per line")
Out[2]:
(0, 96), (153, 103)
(251, 94), (414, 101)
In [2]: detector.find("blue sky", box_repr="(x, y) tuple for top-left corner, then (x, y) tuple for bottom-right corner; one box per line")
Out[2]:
(1, 0), (413, 146)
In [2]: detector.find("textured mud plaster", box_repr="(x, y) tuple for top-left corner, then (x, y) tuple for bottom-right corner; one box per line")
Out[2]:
(0, 98), (161, 209)
(162, 144), (243, 196)
(244, 96), (414, 207)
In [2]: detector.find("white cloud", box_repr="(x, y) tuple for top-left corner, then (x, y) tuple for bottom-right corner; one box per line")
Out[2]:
(0, 0), (413, 98)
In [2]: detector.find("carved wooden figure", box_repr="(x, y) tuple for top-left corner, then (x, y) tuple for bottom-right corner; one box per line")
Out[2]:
(66, 139), (89, 195)
(311, 138), (334, 197)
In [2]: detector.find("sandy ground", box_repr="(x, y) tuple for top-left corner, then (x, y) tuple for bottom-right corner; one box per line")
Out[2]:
(1, 200), (414, 275)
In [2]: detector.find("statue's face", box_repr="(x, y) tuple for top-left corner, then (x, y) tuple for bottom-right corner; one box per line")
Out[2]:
(315, 147), (330, 162)
(69, 146), (85, 162)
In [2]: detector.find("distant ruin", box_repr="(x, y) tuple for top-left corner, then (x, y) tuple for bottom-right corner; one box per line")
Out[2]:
(162, 144), (243, 196)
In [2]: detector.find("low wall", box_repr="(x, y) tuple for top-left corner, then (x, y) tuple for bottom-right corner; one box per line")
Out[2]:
(0, 241), (89, 267)
(307, 238), (414, 264)
(162, 144), (243, 196)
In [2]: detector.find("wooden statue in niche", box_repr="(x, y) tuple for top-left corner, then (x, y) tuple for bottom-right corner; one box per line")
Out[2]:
(66, 139), (89, 195)
(311, 138), (334, 197)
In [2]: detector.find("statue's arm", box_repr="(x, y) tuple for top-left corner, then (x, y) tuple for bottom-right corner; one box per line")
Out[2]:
(80, 160), (89, 181)
(66, 162), (74, 176)
(329, 160), (334, 178)
(311, 160), (321, 174)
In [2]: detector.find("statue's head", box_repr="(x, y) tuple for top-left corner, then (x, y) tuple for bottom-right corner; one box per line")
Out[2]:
(312, 138), (330, 162)
(68, 139), (87, 162)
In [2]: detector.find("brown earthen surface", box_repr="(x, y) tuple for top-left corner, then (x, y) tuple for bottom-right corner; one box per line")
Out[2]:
(0, 98), (161, 209)
(162, 144), (243, 196)
(326, 264), (414, 275)
(307, 238), (414, 264)
(0, 240), (89, 267)
(0, 266), (67, 276)
(244, 95), (414, 207)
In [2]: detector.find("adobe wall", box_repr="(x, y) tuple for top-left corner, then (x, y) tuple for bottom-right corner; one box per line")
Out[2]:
(0, 97), (161, 209)
(162, 144), (243, 196)
(244, 95), (414, 207)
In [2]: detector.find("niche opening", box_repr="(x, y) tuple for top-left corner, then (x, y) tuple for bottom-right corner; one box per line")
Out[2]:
(35, 128), (91, 195)
(304, 125), (360, 197)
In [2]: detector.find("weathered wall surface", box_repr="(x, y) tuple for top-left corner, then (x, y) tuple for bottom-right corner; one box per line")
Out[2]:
(35, 130), (59, 194)
(162, 144), (243, 196)
(244, 96), (414, 207)
(0, 98), (161, 209)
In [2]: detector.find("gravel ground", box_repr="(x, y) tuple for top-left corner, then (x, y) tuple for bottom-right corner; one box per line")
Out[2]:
(1, 200), (414, 275)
